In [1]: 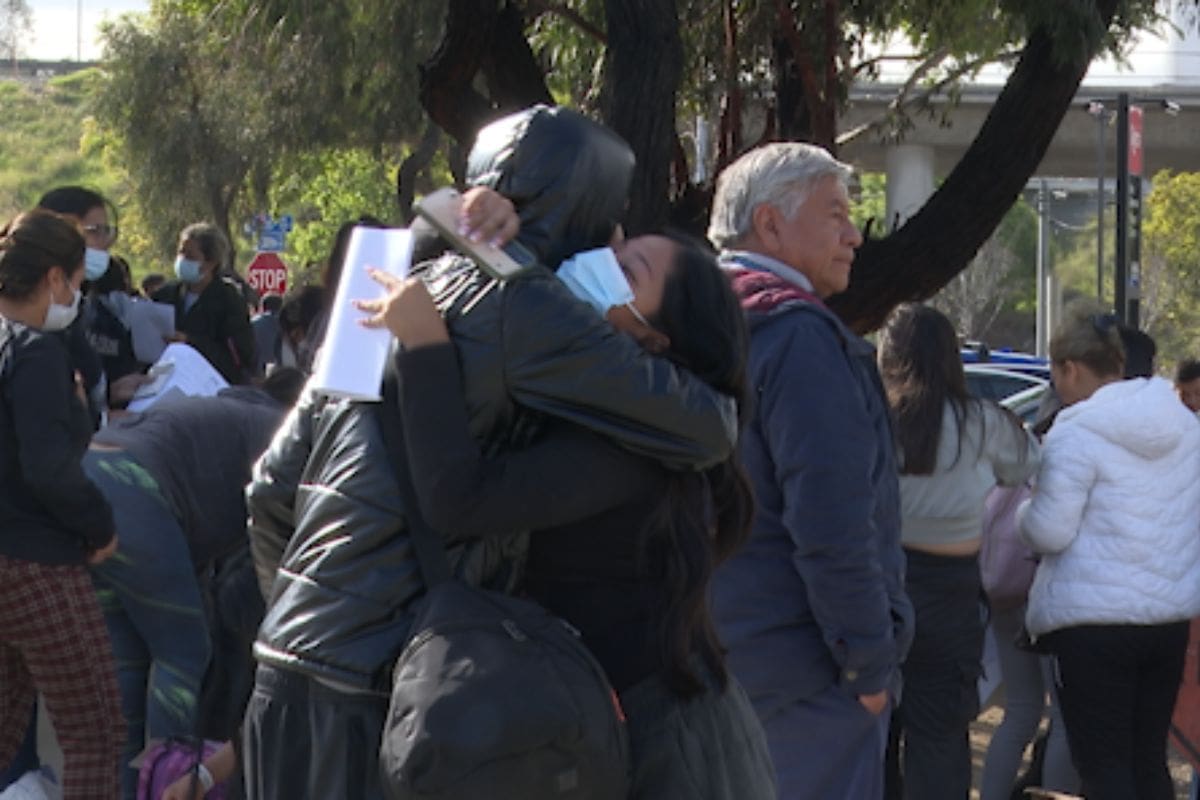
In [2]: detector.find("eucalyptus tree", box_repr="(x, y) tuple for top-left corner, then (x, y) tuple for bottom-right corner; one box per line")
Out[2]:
(96, 0), (1192, 331)
(94, 0), (441, 257)
(0, 0), (32, 67)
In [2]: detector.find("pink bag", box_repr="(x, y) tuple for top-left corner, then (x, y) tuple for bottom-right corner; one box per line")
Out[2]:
(980, 483), (1038, 611)
(136, 738), (227, 800)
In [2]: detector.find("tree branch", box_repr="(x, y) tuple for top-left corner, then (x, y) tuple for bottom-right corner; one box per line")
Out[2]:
(776, 0), (823, 114)
(850, 51), (943, 77)
(827, 0), (1122, 333)
(836, 48), (1022, 148)
(396, 120), (442, 222)
(417, 0), (498, 145)
(716, 0), (741, 170)
(820, 0), (840, 150)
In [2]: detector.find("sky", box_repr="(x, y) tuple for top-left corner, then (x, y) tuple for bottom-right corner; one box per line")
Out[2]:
(24, 0), (150, 61)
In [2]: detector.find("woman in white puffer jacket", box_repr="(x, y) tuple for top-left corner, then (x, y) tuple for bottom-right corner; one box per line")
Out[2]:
(1019, 308), (1200, 800)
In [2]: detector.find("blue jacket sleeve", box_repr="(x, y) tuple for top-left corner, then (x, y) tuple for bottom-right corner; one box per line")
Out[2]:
(757, 312), (898, 696)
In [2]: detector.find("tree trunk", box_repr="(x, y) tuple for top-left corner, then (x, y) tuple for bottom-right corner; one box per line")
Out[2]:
(773, 34), (811, 142)
(827, 0), (1121, 333)
(419, 1), (554, 149)
(600, 0), (683, 235)
(396, 121), (442, 221)
(482, 3), (554, 113)
(417, 0), (500, 147)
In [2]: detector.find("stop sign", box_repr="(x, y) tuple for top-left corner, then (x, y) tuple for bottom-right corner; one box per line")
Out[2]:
(246, 252), (289, 297)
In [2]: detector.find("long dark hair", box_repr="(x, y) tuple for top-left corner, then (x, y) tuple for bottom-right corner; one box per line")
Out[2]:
(643, 231), (753, 697)
(877, 303), (977, 476)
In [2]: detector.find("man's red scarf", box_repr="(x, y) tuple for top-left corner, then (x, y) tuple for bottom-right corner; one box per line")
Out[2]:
(725, 266), (826, 314)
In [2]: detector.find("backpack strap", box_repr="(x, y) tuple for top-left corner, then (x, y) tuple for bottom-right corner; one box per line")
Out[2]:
(376, 350), (452, 588)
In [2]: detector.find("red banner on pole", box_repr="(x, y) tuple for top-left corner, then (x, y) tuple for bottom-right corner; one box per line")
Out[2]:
(1128, 105), (1144, 177)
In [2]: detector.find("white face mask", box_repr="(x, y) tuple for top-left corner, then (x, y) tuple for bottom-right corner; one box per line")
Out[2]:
(557, 247), (649, 326)
(42, 286), (82, 332)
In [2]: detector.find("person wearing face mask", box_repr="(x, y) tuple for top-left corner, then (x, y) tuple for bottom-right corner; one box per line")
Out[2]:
(36, 186), (119, 422)
(361, 232), (775, 799)
(243, 106), (738, 799)
(0, 210), (125, 799)
(152, 223), (256, 385)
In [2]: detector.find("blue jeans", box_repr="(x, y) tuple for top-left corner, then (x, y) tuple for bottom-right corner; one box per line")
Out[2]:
(84, 451), (210, 799)
(759, 682), (890, 800)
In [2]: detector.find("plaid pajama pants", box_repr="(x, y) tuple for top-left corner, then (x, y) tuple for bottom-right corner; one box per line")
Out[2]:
(0, 553), (124, 799)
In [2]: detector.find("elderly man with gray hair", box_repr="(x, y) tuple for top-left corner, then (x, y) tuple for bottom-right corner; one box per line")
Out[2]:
(707, 142), (914, 799)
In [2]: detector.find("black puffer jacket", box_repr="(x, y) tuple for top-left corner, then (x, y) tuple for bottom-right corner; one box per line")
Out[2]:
(248, 106), (739, 693)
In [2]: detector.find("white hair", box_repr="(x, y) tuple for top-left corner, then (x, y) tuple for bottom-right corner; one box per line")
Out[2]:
(707, 143), (853, 249)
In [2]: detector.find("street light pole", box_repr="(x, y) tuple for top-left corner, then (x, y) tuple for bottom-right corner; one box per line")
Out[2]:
(1036, 178), (1050, 358)
(1095, 111), (1105, 302)
(1114, 92), (1129, 323)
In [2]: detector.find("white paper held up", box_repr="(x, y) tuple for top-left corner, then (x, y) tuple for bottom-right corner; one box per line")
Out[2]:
(310, 227), (414, 401)
(127, 342), (230, 412)
(126, 300), (176, 364)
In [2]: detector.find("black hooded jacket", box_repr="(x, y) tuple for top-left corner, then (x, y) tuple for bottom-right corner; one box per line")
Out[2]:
(247, 106), (739, 693)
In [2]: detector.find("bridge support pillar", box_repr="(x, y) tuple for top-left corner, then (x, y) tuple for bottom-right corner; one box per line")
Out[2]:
(884, 144), (935, 232)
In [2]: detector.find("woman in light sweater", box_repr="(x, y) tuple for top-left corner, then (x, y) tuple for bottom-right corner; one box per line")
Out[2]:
(878, 304), (1039, 800)
(1019, 308), (1200, 800)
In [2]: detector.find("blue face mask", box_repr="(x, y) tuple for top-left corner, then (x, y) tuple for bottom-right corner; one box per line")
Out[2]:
(557, 247), (650, 326)
(174, 256), (203, 284)
(557, 247), (635, 313)
(84, 248), (110, 281)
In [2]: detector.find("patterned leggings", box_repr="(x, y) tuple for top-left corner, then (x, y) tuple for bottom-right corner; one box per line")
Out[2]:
(0, 554), (124, 799)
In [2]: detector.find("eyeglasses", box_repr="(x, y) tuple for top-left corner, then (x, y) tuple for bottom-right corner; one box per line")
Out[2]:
(81, 223), (118, 242)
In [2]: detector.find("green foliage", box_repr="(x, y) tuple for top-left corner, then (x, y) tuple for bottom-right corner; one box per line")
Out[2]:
(850, 173), (886, 233)
(175, 0), (441, 147)
(0, 71), (115, 216)
(997, 196), (1039, 305)
(1144, 170), (1200, 269)
(95, 5), (282, 253)
(91, 0), (443, 277)
(1142, 170), (1200, 367)
(527, 1), (606, 109)
(266, 147), (406, 281)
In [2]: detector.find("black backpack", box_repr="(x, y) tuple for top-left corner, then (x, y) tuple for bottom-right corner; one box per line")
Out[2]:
(373, 370), (631, 800)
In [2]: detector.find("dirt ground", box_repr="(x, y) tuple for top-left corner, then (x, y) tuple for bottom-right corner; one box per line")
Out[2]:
(969, 703), (1194, 799)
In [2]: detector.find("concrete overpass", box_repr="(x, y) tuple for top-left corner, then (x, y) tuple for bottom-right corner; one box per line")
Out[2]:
(839, 82), (1200, 178)
(837, 7), (1200, 225)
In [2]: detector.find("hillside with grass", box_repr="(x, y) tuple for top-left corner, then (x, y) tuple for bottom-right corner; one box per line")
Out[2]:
(0, 69), (124, 217)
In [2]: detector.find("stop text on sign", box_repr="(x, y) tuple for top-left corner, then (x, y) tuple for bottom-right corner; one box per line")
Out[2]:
(247, 264), (288, 295)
